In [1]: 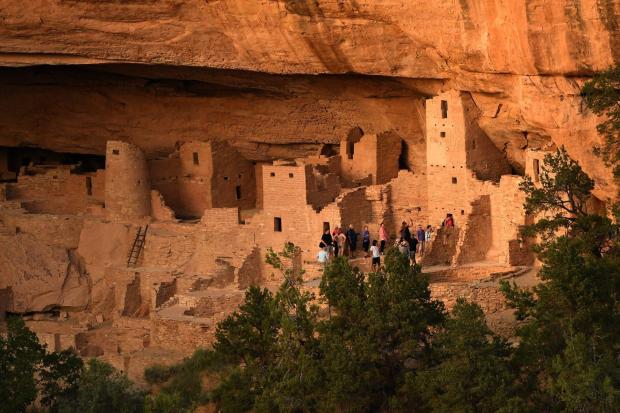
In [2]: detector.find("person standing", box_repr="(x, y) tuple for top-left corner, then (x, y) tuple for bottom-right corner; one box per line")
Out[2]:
(416, 224), (426, 255)
(362, 226), (370, 258)
(400, 221), (411, 245)
(425, 225), (433, 243)
(443, 213), (455, 228)
(332, 227), (340, 257)
(409, 235), (418, 265)
(370, 240), (381, 271)
(321, 229), (334, 257)
(346, 224), (358, 259)
(379, 222), (389, 254)
(337, 229), (347, 258)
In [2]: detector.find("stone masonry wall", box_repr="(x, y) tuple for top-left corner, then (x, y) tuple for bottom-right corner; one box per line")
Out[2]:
(105, 141), (151, 221)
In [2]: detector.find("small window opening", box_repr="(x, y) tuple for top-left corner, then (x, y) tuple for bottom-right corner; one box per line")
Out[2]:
(238, 174), (242, 179)
(270, 172), (275, 177)
(441, 100), (448, 118)
(235, 185), (241, 200)
(323, 222), (331, 232)
(533, 159), (540, 182)
(137, 179), (141, 185)
(224, 176), (229, 181)
(52, 175), (58, 179)
(289, 173), (294, 178)
(112, 149), (119, 155)
(86, 177), (93, 196)
(472, 139), (476, 149)
(452, 177), (457, 184)
(440, 131), (446, 138)
(192, 152), (199, 166)
(347, 141), (355, 160)
(461, 209), (465, 215)
(398, 140), (410, 171)
(274, 217), (282, 232)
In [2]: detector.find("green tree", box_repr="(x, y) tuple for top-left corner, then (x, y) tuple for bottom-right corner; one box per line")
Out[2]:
(317, 250), (445, 412)
(582, 66), (620, 175)
(55, 359), (145, 413)
(503, 150), (620, 411)
(405, 300), (526, 413)
(40, 349), (84, 411)
(0, 316), (46, 413)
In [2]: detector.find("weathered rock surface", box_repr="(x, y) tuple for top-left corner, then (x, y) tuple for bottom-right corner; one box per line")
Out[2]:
(0, 0), (617, 76)
(0, 234), (89, 312)
(0, 0), (618, 198)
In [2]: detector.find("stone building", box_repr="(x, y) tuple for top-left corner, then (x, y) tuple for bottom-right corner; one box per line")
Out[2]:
(105, 141), (151, 221)
(0, 89), (541, 380)
(149, 141), (256, 219)
(340, 129), (402, 186)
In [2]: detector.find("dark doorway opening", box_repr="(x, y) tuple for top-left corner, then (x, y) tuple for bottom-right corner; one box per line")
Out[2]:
(274, 217), (282, 232)
(441, 100), (448, 118)
(86, 177), (93, 196)
(398, 140), (410, 171)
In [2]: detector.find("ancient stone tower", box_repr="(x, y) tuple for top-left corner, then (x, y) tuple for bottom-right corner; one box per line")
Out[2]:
(105, 141), (151, 220)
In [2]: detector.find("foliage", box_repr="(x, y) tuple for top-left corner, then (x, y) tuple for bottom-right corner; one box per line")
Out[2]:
(403, 299), (526, 413)
(0, 317), (85, 413)
(55, 358), (145, 413)
(205, 247), (447, 412)
(582, 65), (620, 175)
(0, 316), (46, 413)
(503, 148), (620, 411)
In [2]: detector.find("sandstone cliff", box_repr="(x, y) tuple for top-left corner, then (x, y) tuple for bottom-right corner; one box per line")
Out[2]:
(0, 0), (618, 198)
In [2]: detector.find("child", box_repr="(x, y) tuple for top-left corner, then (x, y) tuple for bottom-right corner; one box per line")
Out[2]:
(317, 247), (329, 265)
(370, 240), (381, 271)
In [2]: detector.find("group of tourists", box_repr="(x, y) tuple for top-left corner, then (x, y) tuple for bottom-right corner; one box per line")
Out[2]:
(317, 219), (446, 270)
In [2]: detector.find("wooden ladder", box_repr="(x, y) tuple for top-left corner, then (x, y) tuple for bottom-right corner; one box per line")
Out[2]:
(127, 225), (148, 268)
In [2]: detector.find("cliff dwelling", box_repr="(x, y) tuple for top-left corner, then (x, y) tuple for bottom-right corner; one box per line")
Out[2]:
(0, 0), (617, 383)
(0, 68), (543, 375)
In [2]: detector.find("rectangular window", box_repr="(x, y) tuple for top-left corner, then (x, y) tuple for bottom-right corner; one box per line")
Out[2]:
(193, 152), (199, 166)
(112, 149), (119, 155)
(274, 217), (282, 232)
(289, 173), (294, 178)
(440, 131), (446, 138)
(533, 159), (540, 182)
(452, 177), (457, 184)
(441, 100), (448, 118)
(270, 172), (275, 177)
(86, 177), (93, 196)
(235, 185), (241, 200)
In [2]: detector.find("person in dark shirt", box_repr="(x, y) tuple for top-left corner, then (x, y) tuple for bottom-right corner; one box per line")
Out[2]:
(346, 224), (358, 259)
(409, 236), (418, 265)
(362, 226), (370, 258)
(416, 224), (426, 255)
(400, 221), (412, 244)
(321, 229), (333, 256)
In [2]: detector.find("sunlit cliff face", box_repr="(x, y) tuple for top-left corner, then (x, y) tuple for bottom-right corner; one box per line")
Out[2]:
(0, 0), (618, 197)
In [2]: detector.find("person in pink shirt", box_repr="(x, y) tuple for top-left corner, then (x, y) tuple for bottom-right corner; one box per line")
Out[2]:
(379, 222), (389, 254)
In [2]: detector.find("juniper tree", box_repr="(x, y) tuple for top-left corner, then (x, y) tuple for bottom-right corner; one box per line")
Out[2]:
(503, 149), (620, 411)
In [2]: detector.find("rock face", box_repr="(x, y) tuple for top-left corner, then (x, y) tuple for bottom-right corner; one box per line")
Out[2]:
(0, 0), (618, 380)
(0, 0), (617, 75)
(0, 0), (618, 198)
